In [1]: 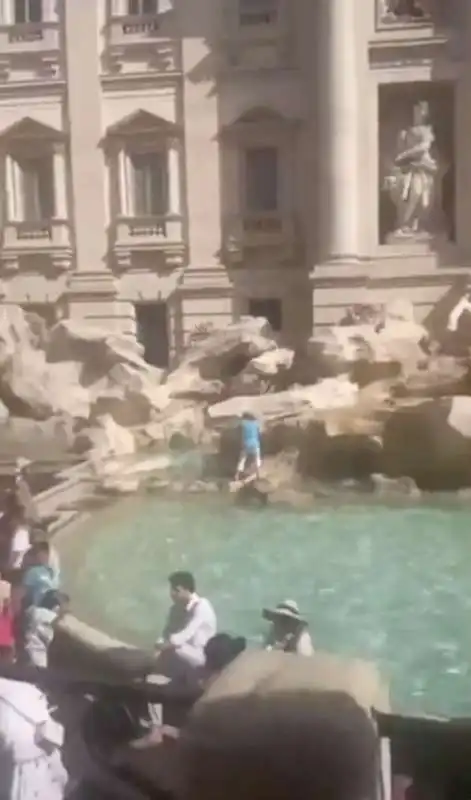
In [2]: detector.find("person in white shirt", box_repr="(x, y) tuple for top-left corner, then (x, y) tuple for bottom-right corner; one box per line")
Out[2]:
(156, 571), (217, 669)
(5, 500), (30, 572)
(262, 600), (314, 656)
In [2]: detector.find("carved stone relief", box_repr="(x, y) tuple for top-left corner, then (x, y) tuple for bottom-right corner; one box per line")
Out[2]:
(377, 0), (461, 28)
(378, 0), (431, 25)
(379, 83), (455, 245)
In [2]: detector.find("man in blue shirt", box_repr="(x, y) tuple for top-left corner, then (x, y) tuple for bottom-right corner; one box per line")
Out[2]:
(235, 412), (262, 481)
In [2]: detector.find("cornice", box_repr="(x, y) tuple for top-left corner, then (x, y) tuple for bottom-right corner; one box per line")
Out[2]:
(0, 80), (65, 99)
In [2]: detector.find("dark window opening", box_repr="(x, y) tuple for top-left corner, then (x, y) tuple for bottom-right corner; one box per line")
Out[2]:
(248, 298), (282, 332)
(14, 0), (42, 23)
(135, 301), (169, 369)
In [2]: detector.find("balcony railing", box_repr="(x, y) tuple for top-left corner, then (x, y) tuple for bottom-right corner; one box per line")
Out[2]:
(224, 212), (297, 262)
(108, 11), (174, 46)
(3, 219), (70, 249)
(115, 214), (183, 245)
(0, 22), (59, 53)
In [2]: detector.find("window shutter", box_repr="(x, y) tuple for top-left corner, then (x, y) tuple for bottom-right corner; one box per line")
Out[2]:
(131, 152), (167, 216)
(19, 157), (53, 221)
(131, 154), (147, 215)
(128, 0), (157, 14)
(38, 156), (54, 218)
(29, 0), (42, 23)
(149, 152), (167, 215)
(21, 162), (40, 221)
(14, 0), (27, 23)
(245, 147), (278, 212)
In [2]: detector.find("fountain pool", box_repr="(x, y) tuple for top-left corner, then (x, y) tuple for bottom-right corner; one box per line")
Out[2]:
(58, 494), (471, 717)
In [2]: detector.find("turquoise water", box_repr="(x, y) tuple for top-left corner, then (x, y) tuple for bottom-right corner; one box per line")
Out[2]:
(59, 496), (471, 717)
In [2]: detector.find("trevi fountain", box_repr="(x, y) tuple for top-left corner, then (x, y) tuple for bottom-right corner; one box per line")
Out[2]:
(2, 289), (471, 717)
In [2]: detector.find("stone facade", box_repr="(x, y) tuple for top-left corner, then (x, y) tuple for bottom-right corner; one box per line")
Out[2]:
(0, 0), (469, 364)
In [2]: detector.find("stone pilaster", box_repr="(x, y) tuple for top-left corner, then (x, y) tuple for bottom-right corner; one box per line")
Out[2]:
(52, 145), (67, 219)
(63, 2), (123, 326)
(168, 141), (181, 215)
(316, 0), (363, 263)
(5, 154), (18, 221)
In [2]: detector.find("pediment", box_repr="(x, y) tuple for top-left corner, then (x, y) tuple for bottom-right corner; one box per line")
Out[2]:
(0, 116), (65, 141)
(106, 109), (178, 138)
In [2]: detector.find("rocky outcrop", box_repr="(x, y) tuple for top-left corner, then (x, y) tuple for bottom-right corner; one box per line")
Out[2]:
(166, 317), (276, 398)
(3, 296), (471, 497)
(381, 396), (471, 491)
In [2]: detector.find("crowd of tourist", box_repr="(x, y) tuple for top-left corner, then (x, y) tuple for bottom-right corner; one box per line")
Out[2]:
(0, 467), (377, 800)
(154, 570), (314, 681)
(0, 475), (68, 671)
(0, 466), (70, 800)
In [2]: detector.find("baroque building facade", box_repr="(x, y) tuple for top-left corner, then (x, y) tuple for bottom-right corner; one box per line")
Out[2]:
(0, 0), (468, 366)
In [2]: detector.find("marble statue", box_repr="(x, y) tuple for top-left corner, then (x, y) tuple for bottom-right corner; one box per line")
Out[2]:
(383, 100), (439, 239)
(379, 0), (429, 23)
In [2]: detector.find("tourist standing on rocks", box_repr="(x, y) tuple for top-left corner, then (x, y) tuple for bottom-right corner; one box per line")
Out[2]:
(234, 412), (262, 482)
(263, 600), (314, 656)
(156, 571), (217, 670)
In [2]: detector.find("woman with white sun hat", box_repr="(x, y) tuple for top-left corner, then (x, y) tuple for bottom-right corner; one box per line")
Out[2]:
(262, 599), (314, 656)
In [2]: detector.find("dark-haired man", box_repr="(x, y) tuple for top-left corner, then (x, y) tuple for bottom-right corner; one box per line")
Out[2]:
(156, 572), (217, 669)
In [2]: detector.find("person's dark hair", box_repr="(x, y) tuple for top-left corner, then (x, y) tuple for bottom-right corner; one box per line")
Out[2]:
(169, 571), (195, 593)
(31, 540), (50, 558)
(242, 412), (255, 420)
(204, 634), (246, 674)
(39, 590), (69, 610)
(177, 690), (377, 800)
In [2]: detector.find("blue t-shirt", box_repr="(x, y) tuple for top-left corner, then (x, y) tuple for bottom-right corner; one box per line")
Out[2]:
(22, 565), (58, 609)
(241, 419), (261, 451)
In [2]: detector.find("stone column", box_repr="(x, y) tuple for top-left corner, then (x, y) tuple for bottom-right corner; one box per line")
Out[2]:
(111, 0), (126, 15)
(64, 0), (107, 271)
(118, 148), (129, 215)
(52, 145), (67, 218)
(64, 1), (124, 328)
(5, 154), (18, 221)
(316, 0), (361, 262)
(0, 0), (13, 25)
(168, 141), (180, 215)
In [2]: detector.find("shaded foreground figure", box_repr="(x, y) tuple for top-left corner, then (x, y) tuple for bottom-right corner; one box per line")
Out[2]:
(177, 690), (377, 800)
(0, 646), (68, 800)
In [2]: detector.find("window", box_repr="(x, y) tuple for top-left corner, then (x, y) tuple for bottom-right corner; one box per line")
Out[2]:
(244, 146), (278, 213)
(129, 151), (168, 216)
(248, 298), (282, 332)
(128, 0), (158, 14)
(239, 0), (277, 26)
(17, 156), (54, 222)
(14, 0), (42, 23)
(135, 302), (169, 368)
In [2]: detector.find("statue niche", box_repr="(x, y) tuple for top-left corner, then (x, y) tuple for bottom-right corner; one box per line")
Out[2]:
(378, 0), (430, 24)
(379, 93), (454, 245)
